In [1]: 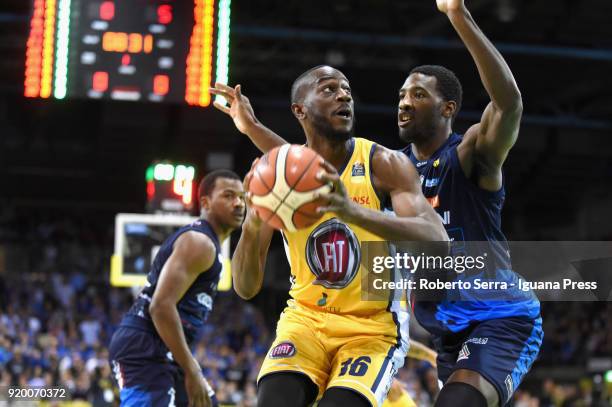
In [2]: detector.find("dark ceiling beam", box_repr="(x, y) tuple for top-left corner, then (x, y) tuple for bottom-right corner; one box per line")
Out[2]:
(233, 25), (612, 62)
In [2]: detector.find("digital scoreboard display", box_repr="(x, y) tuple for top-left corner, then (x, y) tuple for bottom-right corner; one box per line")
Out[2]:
(24, 0), (231, 106)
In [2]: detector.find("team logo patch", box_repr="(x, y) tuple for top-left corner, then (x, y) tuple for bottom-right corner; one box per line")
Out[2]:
(306, 218), (361, 289)
(197, 293), (213, 310)
(433, 158), (440, 168)
(457, 343), (470, 362)
(425, 178), (439, 188)
(269, 342), (296, 359)
(351, 162), (365, 177)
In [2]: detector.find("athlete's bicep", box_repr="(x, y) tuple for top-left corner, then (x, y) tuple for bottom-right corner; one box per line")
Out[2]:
(474, 101), (522, 169)
(152, 232), (216, 307)
(372, 147), (434, 219)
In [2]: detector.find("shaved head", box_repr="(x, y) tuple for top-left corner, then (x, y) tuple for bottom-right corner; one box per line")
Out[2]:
(290, 65), (347, 104)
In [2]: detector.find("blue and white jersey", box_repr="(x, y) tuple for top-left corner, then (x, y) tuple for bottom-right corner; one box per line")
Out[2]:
(123, 219), (223, 343)
(401, 133), (540, 335)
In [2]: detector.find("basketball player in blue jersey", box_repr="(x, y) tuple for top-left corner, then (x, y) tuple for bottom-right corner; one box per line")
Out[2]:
(109, 170), (246, 407)
(394, 1), (543, 406)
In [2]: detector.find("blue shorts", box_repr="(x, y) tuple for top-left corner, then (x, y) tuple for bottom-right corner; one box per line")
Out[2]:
(109, 319), (218, 407)
(433, 316), (543, 406)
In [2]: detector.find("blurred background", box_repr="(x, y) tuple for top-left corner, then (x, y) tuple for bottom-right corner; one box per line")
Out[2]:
(0, 0), (610, 405)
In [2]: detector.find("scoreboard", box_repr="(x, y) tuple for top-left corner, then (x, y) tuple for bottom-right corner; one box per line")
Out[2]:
(24, 0), (231, 106)
(146, 161), (196, 213)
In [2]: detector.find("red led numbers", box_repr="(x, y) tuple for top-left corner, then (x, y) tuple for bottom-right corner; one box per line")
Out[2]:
(100, 1), (115, 21)
(157, 5), (173, 24)
(92, 71), (108, 92)
(153, 74), (169, 95)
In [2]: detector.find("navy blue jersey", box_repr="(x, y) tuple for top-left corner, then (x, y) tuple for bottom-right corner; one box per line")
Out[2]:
(123, 219), (222, 343)
(401, 133), (540, 334)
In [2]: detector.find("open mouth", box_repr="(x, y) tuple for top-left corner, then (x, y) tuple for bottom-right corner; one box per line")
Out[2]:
(398, 112), (413, 126)
(334, 107), (352, 120)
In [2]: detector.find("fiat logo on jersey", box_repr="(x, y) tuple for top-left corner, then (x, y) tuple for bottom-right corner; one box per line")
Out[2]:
(305, 218), (361, 289)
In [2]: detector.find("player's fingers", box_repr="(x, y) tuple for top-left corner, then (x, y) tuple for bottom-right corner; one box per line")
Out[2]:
(314, 192), (341, 206)
(213, 101), (231, 115)
(316, 205), (340, 214)
(319, 159), (337, 174)
(214, 82), (236, 93)
(208, 88), (234, 105)
(235, 84), (243, 99)
(316, 170), (339, 184)
(250, 157), (260, 170)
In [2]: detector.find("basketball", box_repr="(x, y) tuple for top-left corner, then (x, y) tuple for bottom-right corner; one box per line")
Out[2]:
(247, 144), (333, 232)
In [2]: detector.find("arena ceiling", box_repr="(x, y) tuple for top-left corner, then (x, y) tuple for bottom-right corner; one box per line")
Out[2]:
(0, 0), (610, 238)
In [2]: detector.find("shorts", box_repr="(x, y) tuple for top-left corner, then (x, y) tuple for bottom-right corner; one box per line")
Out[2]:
(109, 320), (218, 407)
(258, 301), (408, 407)
(434, 316), (543, 406)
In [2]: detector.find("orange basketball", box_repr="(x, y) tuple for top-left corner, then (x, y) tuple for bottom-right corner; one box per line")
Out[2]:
(248, 144), (332, 231)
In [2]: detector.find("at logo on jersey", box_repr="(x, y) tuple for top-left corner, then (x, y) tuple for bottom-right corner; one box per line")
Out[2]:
(306, 218), (361, 289)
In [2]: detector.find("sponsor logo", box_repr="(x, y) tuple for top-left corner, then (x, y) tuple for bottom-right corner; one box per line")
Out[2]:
(351, 162), (365, 177)
(416, 161), (428, 168)
(425, 178), (439, 188)
(269, 342), (296, 359)
(306, 218), (361, 289)
(505, 375), (514, 401)
(433, 158), (440, 168)
(426, 195), (440, 208)
(439, 210), (451, 225)
(197, 293), (213, 310)
(466, 337), (489, 345)
(457, 343), (470, 362)
(351, 196), (371, 205)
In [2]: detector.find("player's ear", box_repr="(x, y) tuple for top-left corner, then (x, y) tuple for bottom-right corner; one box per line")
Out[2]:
(442, 100), (456, 120)
(200, 195), (211, 211)
(291, 103), (306, 120)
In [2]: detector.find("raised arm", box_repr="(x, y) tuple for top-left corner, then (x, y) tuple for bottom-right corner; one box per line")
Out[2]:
(210, 83), (288, 153)
(231, 207), (274, 299)
(439, 0), (523, 186)
(149, 231), (215, 407)
(316, 148), (448, 242)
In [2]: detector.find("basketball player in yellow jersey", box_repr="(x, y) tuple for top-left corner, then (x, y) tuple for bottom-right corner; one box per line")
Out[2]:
(216, 66), (447, 407)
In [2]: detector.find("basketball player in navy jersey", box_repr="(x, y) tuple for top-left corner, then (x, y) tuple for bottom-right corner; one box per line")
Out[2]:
(109, 170), (246, 407)
(396, 1), (543, 406)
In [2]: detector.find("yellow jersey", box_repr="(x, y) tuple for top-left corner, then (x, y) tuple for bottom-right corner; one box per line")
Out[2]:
(282, 137), (396, 316)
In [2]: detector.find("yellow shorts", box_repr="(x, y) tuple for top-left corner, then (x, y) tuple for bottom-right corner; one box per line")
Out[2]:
(382, 380), (417, 407)
(258, 301), (408, 406)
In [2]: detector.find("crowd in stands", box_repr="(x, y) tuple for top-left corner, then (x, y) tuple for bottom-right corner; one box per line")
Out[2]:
(0, 217), (610, 406)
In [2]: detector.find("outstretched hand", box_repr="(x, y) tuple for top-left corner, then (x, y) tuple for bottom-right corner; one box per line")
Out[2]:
(315, 160), (360, 223)
(209, 83), (258, 135)
(436, 0), (465, 14)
